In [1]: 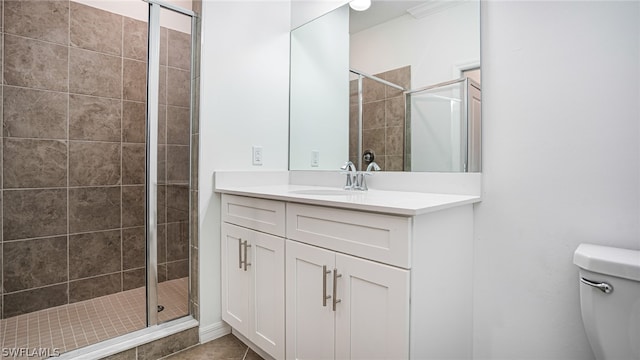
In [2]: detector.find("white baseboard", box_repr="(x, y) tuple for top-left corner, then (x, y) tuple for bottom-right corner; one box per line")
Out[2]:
(199, 321), (231, 344)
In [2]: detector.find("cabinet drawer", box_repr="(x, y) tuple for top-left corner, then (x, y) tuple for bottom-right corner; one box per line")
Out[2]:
(222, 194), (285, 237)
(286, 203), (412, 268)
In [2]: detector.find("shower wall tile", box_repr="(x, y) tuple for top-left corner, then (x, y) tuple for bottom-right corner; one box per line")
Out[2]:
(385, 97), (405, 128)
(4, 0), (69, 45)
(158, 145), (167, 184)
(122, 185), (144, 228)
(123, 268), (145, 291)
(167, 221), (188, 261)
(122, 143), (146, 185)
(380, 66), (411, 98)
(69, 141), (121, 186)
(123, 101), (146, 143)
(386, 155), (404, 171)
(167, 29), (191, 71)
(167, 106), (190, 145)
(2, 236), (67, 292)
(167, 145), (189, 183)
(69, 95), (122, 142)
(362, 100), (385, 130)
(1, 4), (197, 315)
(4, 35), (68, 92)
(3, 138), (67, 188)
(158, 224), (167, 263)
(166, 185), (189, 222)
(160, 27), (168, 66)
(386, 126), (404, 156)
(167, 68), (190, 107)
(69, 48), (121, 98)
(69, 272), (121, 303)
(2, 283), (67, 318)
(123, 59), (147, 102)
(158, 185), (167, 224)
(167, 260), (189, 281)
(69, 230), (121, 280)
(122, 227), (145, 270)
(159, 104), (168, 144)
(69, 186), (121, 233)
(363, 128), (385, 157)
(3, 86), (68, 139)
(158, 263), (167, 283)
(70, 2), (122, 56)
(3, 189), (67, 240)
(159, 66), (167, 105)
(123, 18), (148, 62)
(363, 77), (385, 103)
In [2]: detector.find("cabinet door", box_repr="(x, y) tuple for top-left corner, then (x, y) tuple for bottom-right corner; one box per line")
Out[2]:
(221, 223), (251, 335)
(286, 240), (336, 360)
(334, 253), (410, 360)
(250, 230), (285, 359)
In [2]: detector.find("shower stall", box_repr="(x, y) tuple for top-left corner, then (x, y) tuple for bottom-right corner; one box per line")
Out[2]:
(349, 67), (481, 172)
(0, 0), (199, 357)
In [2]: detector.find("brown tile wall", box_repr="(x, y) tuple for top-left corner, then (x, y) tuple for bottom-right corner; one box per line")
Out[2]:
(1, 0), (193, 319)
(349, 66), (410, 171)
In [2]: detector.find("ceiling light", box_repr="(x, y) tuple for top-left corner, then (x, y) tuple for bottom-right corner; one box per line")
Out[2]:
(349, 0), (371, 11)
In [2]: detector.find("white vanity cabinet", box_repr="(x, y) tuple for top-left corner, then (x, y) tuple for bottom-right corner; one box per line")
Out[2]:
(285, 203), (412, 359)
(286, 240), (410, 360)
(221, 195), (286, 360)
(220, 190), (475, 360)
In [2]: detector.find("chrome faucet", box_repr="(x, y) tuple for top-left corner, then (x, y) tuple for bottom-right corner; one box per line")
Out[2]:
(356, 161), (381, 191)
(340, 161), (357, 190)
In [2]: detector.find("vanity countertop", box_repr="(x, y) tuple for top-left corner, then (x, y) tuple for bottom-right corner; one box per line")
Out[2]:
(215, 184), (480, 216)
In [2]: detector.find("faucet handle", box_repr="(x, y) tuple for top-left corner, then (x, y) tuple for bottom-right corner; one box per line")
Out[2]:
(339, 161), (356, 190)
(355, 171), (374, 191)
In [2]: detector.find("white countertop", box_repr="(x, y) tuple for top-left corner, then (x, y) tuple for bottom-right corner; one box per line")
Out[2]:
(215, 184), (481, 216)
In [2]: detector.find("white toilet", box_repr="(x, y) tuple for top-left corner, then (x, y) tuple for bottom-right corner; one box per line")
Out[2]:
(573, 244), (640, 360)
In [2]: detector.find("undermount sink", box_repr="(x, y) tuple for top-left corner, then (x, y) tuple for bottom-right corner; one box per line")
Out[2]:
(288, 189), (352, 196)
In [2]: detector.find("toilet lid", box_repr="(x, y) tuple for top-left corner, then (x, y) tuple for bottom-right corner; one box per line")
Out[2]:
(573, 244), (640, 282)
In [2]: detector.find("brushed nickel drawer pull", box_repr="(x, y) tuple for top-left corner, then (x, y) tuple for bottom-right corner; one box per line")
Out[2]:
(332, 269), (342, 311)
(322, 265), (331, 307)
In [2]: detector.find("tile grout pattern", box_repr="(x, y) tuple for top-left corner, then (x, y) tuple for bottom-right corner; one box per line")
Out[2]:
(1, 0), (192, 320)
(349, 66), (411, 171)
(0, 277), (187, 360)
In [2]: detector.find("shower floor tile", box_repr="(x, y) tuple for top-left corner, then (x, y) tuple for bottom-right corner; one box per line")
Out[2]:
(0, 277), (188, 359)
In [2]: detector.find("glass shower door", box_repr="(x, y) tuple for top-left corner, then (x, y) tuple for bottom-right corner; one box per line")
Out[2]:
(146, 1), (193, 326)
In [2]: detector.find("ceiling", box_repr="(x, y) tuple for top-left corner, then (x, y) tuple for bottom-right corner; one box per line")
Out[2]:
(349, 1), (425, 34)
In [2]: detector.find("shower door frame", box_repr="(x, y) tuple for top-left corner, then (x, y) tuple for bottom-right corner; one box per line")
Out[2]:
(145, 0), (196, 327)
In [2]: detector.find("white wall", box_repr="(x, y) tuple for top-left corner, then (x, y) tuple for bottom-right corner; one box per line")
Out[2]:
(289, 5), (350, 170)
(198, 0), (291, 333)
(474, 1), (640, 359)
(350, 1), (480, 89)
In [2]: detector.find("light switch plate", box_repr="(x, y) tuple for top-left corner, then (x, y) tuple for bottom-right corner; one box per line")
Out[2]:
(311, 150), (320, 167)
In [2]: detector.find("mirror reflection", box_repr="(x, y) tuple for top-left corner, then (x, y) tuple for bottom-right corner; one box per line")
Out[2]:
(289, 0), (481, 172)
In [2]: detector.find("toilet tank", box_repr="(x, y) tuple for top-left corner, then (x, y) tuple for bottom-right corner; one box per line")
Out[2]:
(573, 244), (640, 360)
